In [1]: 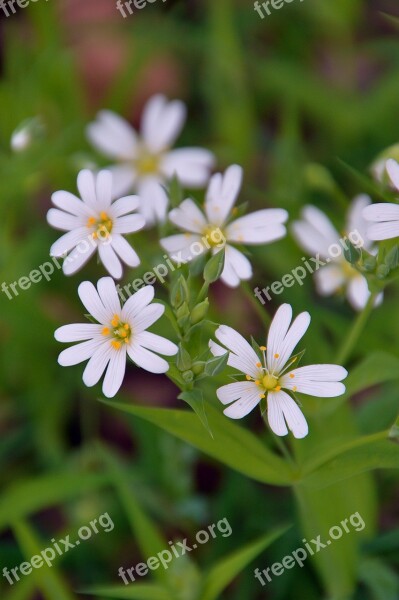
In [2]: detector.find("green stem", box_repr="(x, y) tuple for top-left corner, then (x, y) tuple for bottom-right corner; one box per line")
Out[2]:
(335, 293), (377, 365)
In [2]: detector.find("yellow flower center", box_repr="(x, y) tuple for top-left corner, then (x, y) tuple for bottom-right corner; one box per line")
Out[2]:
(135, 152), (160, 176)
(262, 374), (279, 390)
(87, 211), (113, 240)
(203, 225), (226, 248)
(102, 315), (131, 350)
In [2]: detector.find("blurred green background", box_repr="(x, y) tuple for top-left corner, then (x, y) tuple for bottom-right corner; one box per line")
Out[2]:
(1, 1), (399, 599)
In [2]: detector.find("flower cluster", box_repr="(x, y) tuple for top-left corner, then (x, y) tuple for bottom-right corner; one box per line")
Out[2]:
(46, 94), (399, 437)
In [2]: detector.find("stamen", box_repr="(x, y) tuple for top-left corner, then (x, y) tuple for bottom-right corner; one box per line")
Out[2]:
(102, 327), (110, 336)
(246, 375), (252, 381)
(260, 394), (265, 399)
(100, 211), (108, 220)
(259, 346), (266, 351)
(255, 380), (260, 385)
(86, 216), (96, 227)
(275, 385), (281, 391)
(256, 362), (261, 368)
(289, 373), (295, 378)
(111, 340), (121, 350)
(293, 386), (297, 392)
(274, 353), (279, 359)
(111, 315), (119, 327)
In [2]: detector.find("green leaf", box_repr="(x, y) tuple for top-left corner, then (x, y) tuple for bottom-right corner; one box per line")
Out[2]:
(178, 389), (213, 437)
(200, 525), (290, 600)
(13, 520), (75, 600)
(100, 401), (294, 485)
(204, 353), (229, 377)
(343, 241), (361, 265)
(168, 175), (183, 208)
(345, 351), (399, 397)
(203, 250), (225, 283)
(100, 448), (170, 585)
(0, 472), (109, 533)
(302, 436), (399, 489)
(79, 583), (173, 600)
(359, 557), (399, 600)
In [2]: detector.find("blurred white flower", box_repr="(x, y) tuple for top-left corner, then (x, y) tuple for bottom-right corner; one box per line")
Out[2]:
(371, 145), (399, 185)
(209, 304), (347, 438)
(292, 196), (382, 311)
(55, 278), (178, 398)
(160, 165), (288, 287)
(363, 159), (399, 241)
(47, 170), (145, 279)
(87, 94), (215, 226)
(10, 117), (45, 152)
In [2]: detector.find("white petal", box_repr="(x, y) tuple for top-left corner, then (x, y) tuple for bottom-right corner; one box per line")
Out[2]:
(130, 303), (165, 333)
(137, 179), (169, 226)
(386, 159), (399, 190)
(98, 244), (123, 279)
(58, 338), (101, 366)
(363, 202), (399, 222)
(216, 381), (259, 405)
(121, 286), (155, 322)
(267, 305), (310, 373)
(221, 245), (252, 288)
(280, 364), (347, 398)
(127, 342), (170, 373)
(161, 148), (215, 187)
(134, 331), (178, 356)
(50, 228), (89, 257)
(77, 170), (98, 209)
(107, 164), (136, 198)
(346, 276), (372, 311)
(214, 325), (260, 378)
(367, 221), (399, 241)
(222, 384), (261, 419)
(55, 323), (103, 342)
(169, 199), (207, 234)
(83, 341), (112, 387)
(113, 214), (145, 235)
(87, 110), (138, 160)
(78, 280), (110, 324)
(205, 165), (243, 226)
(97, 277), (121, 316)
(314, 264), (346, 296)
(267, 390), (308, 439)
(47, 208), (84, 232)
(141, 94), (186, 153)
(96, 170), (113, 210)
(111, 234), (140, 267)
(110, 195), (140, 217)
(209, 339), (227, 357)
(292, 205), (340, 259)
(160, 233), (203, 262)
(62, 243), (97, 275)
(102, 347), (127, 398)
(51, 191), (92, 217)
(346, 194), (372, 249)
(226, 209), (288, 244)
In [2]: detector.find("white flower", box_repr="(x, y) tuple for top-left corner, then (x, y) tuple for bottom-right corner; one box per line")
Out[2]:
(160, 165), (288, 287)
(209, 304), (347, 438)
(86, 94), (215, 226)
(292, 196), (383, 311)
(47, 170), (145, 279)
(363, 159), (399, 241)
(55, 277), (178, 398)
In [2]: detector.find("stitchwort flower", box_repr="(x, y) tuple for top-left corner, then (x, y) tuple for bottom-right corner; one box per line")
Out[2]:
(161, 165), (288, 287)
(292, 196), (382, 310)
(55, 277), (178, 398)
(47, 169), (145, 279)
(87, 94), (215, 225)
(210, 304), (347, 438)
